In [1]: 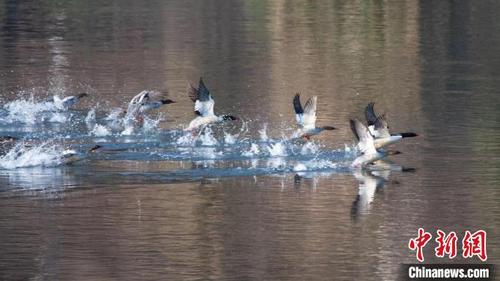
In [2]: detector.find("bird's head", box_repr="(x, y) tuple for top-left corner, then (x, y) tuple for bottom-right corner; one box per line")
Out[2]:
(222, 115), (238, 121)
(161, 99), (176, 105)
(77, 93), (89, 99)
(387, 150), (402, 156)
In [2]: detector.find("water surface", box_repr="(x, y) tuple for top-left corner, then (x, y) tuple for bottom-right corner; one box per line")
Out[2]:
(0, 1), (499, 280)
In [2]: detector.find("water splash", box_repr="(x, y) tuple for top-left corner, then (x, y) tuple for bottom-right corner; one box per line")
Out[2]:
(266, 141), (288, 157)
(142, 114), (163, 133)
(105, 108), (125, 121)
(242, 143), (260, 157)
(259, 123), (268, 142)
(300, 141), (320, 155)
(119, 112), (163, 136)
(2, 96), (57, 124)
(0, 142), (80, 169)
(292, 159), (337, 172)
(90, 124), (111, 137)
(121, 125), (135, 136)
(198, 127), (219, 146)
(104, 108), (125, 131)
(224, 132), (238, 145)
(85, 107), (96, 127)
(48, 112), (70, 123)
(176, 132), (196, 146)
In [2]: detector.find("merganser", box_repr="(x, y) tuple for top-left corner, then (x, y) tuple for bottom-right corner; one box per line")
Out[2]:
(350, 119), (401, 168)
(124, 90), (175, 124)
(365, 102), (418, 148)
(59, 144), (105, 165)
(49, 93), (88, 110)
(293, 94), (335, 140)
(185, 78), (237, 131)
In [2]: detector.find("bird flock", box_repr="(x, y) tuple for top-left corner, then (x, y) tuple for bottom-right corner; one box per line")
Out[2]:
(1, 77), (418, 169)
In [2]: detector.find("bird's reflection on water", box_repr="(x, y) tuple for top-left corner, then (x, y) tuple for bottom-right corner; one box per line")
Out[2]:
(351, 160), (416, 220)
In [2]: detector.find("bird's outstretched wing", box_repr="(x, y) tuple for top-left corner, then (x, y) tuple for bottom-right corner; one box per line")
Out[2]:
(373, 114), (391, 138)
(188, 78), (211, 102)
(188, 78), (214, 117)
(293, 94), (317, 128)
(365, 102), (378, 126)
(293, 93), (304, 126)
(350, 119), (377, 155)
(302, 96), (317, 129)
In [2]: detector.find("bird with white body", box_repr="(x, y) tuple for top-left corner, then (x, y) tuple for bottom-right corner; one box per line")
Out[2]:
(292, 94), (335, 140)
(365, 102), (418, 148)
(350, 119), (401, 168)
(185, 78), (238, 131)
(125, 90), (175, 121)
(48, 93), (89, 110)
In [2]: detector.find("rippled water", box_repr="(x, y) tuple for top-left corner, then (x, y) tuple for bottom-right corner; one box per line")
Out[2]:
(0, 1), (499, 280)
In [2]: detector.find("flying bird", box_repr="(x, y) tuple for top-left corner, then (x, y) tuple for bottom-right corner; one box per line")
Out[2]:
(293, 94), (335, 140)
(124, 90), (175, 125)
(365, 102), (418, 148)
(350, 119), (401, 168)
(185, 77), (237, 131)
(49, 93), (88, 110)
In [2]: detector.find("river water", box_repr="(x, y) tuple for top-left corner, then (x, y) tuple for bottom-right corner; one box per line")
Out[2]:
(0, 1), (498, 280)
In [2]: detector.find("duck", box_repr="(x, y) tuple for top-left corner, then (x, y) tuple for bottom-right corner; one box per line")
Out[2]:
(350, 119), (401, 168)
(293, 94), (335, 140)
(57, 144), (107, 165)
(365, 102), (418, 148)
(0, 138), (96, 166)
(125, 90), (175, 119)
(121, 90), (175, 129)
(184, 78), (238, 131)
(49, 93), (89, 110)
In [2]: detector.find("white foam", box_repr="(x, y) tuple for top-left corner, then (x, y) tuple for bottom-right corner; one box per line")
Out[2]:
(293, 160), (337, 172)
(3, 96), (57, 124)
(194, 147), (222, 160)
(105, 108), (125, 121)
(293, 163), (308, 172)
(0, 142), (70, 169)
(112, 110), (162, 136)
(142, 114), (163, 132)
(177, 132), (196, 146)
(266, 157), (286, 169)
(300, 141), (319, 155)
(224, 132), (237, 145)
(85, 107), (96, 127)
(259, 123), (268, 142)
(242, 143), (260, 157)
(48, 112), (69, 123)
(120, 126), (135, 136)
(198, 127), (219, 146)
(266, 141), (288, 157)
(90, 124), (111, 137)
